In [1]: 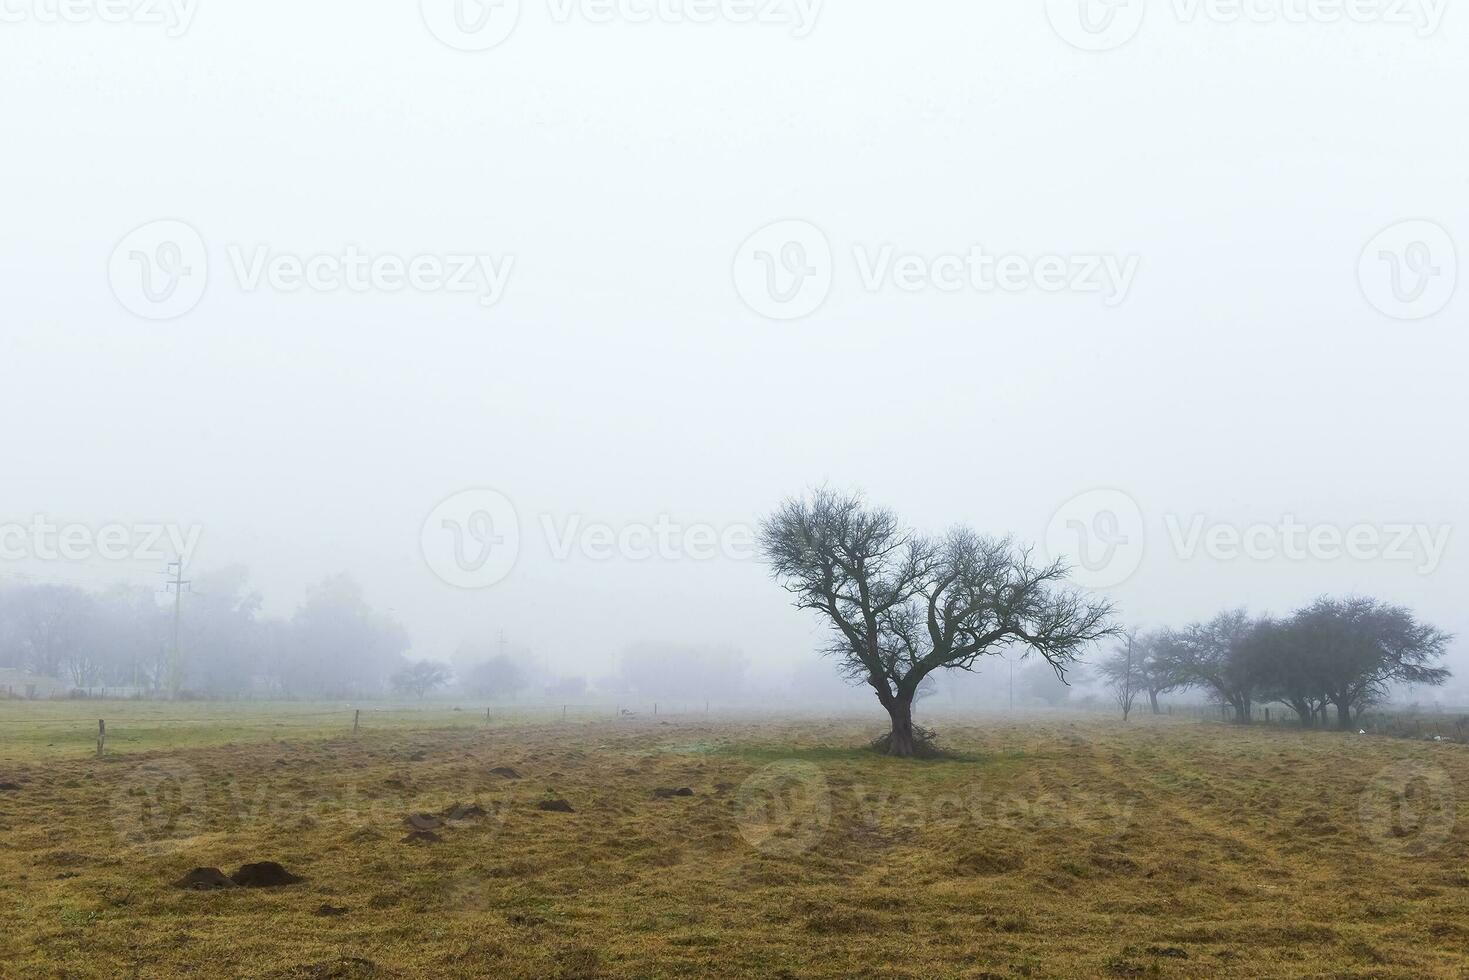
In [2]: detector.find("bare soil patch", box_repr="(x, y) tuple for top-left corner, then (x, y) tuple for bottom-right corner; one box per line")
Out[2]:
(231, 861), (303, 887)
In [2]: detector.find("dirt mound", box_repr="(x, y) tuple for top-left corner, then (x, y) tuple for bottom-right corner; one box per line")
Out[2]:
(653, 787), (695, 798)
(404, 812), (444, 831)
(231, 862), (303, 887)
(314, 904), (349, 917)
(400, 830), (442, 845)
(0, 781), (21, 791)
(173, 867), (237, 891)
(442, 802), (488, 821)
(490, 766), (521, 779)
(537, 798), (574, 813)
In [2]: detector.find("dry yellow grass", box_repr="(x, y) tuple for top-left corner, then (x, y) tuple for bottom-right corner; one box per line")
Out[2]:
(2, 708), (1467, 978)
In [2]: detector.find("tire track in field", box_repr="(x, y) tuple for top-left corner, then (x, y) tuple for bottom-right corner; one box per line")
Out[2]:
(1080, 727), (1298, 890)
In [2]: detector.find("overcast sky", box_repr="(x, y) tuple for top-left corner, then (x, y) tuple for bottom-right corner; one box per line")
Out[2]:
(2, 1), (1466, 687)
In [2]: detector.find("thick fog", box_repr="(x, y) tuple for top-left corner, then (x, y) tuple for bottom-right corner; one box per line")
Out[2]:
(2, 2), (1467, 700)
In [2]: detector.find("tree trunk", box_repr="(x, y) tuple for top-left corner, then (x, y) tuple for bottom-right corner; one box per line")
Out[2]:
(1335, 699), (1354, 731)
(1290, 699), (1313, 727)
(886, 697), (916, 758)
(1148, 689), (1160, 715)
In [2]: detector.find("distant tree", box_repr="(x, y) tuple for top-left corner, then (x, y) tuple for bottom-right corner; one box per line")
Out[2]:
(281, 575), (410, 698)
(0, 583), (96, 680)
(1, 573), (411, 700)
(1291, 597), (1451, 730)
(911, 674), (939, 718)
(1100, 631), (1144, 721)
(544, 675), (588, 700)
(177, 566), (269, 696)
(1239, 617), (1327, 726)
(1158, 610), (1261, 724)
(462, 654), (528, 701)
(1019, 658), (1078, 707)
(392, 660), (453, 699)
(1130, 631), (1186, 714)
(762, 489), (1115, 757)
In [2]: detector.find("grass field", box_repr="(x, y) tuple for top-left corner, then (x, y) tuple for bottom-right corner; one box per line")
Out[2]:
(2, 704), (1467, 978)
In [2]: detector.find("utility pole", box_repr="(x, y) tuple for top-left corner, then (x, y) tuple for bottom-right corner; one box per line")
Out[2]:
(497, 629), (508, 659)
(1123, 631), (1136, 721)
(161, 559), (191, 699)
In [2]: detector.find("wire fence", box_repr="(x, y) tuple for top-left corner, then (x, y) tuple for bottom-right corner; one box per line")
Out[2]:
(5, 697), (1467, 760)
(0, 698), (729, 760)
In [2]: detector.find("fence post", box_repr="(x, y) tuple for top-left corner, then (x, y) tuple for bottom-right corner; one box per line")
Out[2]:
(96, 719), (106, 757)
(562, 705), (567, 721)
(654, 702), (658, 717)
(485, 707), (491, 725)
(353, 709), (360, 735)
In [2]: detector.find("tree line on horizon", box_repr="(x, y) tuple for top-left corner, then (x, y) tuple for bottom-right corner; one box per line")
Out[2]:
(0, 571), (407, 698)
(0, 571), (757, 704)
(1099, 598), (1452, 728)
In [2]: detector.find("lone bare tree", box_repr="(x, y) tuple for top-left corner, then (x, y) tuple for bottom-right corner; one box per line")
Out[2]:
(1101, 630), (1142, 721)
(761, 489), (1116, 757)
(1126, 630), (1184, 714)
(391, 660), (453, 699)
